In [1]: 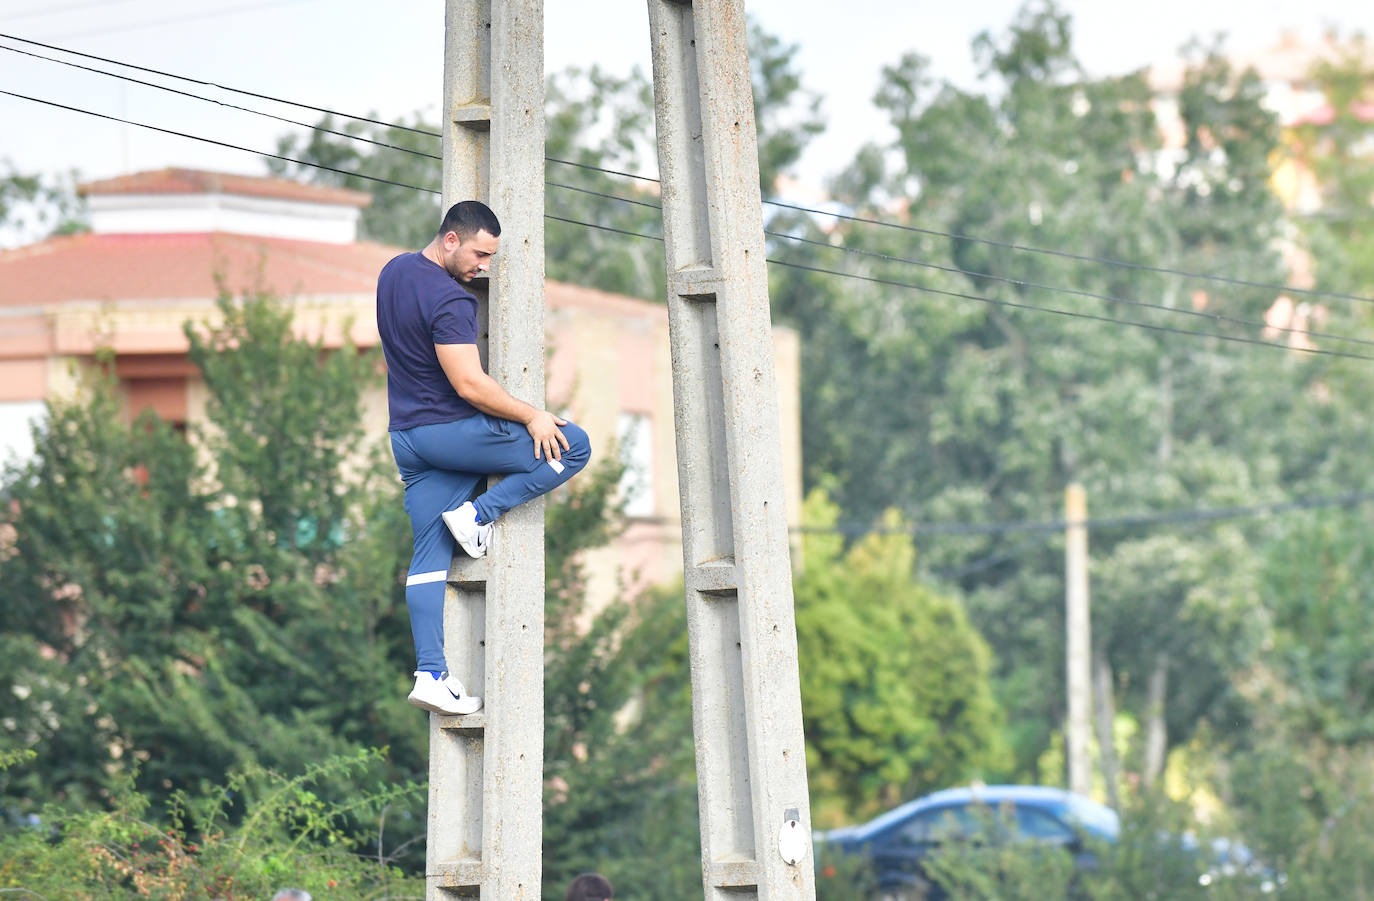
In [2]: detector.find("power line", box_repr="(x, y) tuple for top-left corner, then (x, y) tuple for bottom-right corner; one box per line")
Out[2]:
(760, 196), (1374, 308)
(543, 198), (1373, 362)
(542, 156), (1374, 309)
(546, 155), (658, 185)
(544, 213), (661, 242)
(7, 93), (1373, 543)
(547, 180), (661, 210)
(5, 89), (1369, 362)
(8, 32), (1370, 312)
(0, 29), (439, 137)
(546, 179), (1374, 351)
(0, 89), (441, 196)
(632, 489), (1374, 540)
(800, 489), (1374, 538)
(0, 42), (442, 162)
(768, 258), (1374, 363)
(768, 229), (1374, 352)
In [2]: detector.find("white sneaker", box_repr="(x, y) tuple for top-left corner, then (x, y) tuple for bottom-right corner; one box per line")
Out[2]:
(442, 502), (492, 558)
(442, 674), (483, 714)
(407, 672), (483, 715)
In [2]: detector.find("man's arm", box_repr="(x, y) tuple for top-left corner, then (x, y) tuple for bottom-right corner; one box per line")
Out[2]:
(435, 343), (570, 461)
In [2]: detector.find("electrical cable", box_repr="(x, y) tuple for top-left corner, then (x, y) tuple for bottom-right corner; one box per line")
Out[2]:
(5, 88), (1370, 362)
(546, 179), (1374, 351)
(798, 489), (1374, 538)
(0, 30), (440, 137)
(631, 489), (1374, 541)
(544, 198), (1373, 361)
(760, 196), (1374, 308)
(546, 155), (658, 185)
(767, 258), (1374, 362)
(0, 42), (442, 162)
(6, 90), (1373, 542)
(542, 157), (1374, 309)
(5, 30), (1368, 310)
(0, 88), (441, 196)
(544, 213), (662, 242)
(768, 229), (1374, 352)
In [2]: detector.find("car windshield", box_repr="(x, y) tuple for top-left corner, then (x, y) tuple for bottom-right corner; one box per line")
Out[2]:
(1058, 796), (1121, 842)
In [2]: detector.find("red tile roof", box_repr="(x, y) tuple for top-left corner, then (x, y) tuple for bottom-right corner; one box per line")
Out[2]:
(79, 168), (372, 208)
(0, 232), (401, 305)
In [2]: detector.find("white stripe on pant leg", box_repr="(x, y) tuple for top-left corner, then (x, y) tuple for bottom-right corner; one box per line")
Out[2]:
(547, 458), (565, 474)
(405, 570), (448, 587)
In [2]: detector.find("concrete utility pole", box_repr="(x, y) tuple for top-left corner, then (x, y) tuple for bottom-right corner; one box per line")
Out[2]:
(1065, 483), (1092, 798)
(427, 2), (546, 898)
(646, 2), (817, 899)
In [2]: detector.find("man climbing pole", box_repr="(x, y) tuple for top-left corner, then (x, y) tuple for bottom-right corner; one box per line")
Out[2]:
(376, 200), (592, 715)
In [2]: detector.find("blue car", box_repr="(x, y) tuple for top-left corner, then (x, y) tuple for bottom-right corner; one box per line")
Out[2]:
(817, 784), (1121, 900)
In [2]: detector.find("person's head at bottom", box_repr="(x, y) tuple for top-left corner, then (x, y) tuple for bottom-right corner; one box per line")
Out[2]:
(565, 872), (613, 901)
(272, 890), (311, 901)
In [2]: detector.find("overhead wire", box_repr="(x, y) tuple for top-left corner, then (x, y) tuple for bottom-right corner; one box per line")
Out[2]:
(542, 185), (1374, 361)
(766, 228), (1374, 352)
(0, 89), (441, 196)
(768, 257), (1374, 362)
(545, 178), (1374, 352)
(0, 42), (442, 162)
(543, 157), (1374, 309)
(629, 488), (1374, 542)
(5, 80), (1374, 540)
(800, 489), (1374, 538)
(757, 196), (1374, 308)
(5, 85), (1371, 362)
(6, 29), (1374, 309)
(0, 29), (440, 137)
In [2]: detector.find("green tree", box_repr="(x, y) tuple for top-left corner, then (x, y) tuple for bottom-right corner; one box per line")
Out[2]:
(0, 288), (700, 891)
(765, 0), (1328, 785)
(0, 749), (426, 898)
(1256, 506), (1374, 746)
(0, 160), (85, 242)
(796, 491), (1007, 826)
(1290, 35), (1374, 295)
(0, 293), (421, 813)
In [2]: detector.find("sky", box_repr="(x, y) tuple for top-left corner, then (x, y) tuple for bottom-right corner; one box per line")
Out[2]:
(0, 0), (1371, 196)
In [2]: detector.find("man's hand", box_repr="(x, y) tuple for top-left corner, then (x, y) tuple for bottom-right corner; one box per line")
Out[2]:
(436, 344), (571, 459)
(525, 409), (571, 462)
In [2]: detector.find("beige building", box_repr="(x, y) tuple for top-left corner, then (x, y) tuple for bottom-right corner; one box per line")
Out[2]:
(0, 167), (801, 608)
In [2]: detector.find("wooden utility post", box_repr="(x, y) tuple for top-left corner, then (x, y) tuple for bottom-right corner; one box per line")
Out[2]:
(1065, 482), (1092, 798)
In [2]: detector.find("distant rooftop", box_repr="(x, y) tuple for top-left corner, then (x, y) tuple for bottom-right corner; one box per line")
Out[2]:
(78, 167), (372, 244)
(79, 168), (372, 207)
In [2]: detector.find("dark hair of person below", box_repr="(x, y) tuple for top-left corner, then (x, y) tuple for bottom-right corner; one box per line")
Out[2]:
(565, 872), (614, 901)
(437, 200), (501, 241)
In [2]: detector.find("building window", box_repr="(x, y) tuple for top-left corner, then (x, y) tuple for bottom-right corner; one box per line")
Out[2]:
(617, 412), (653, 518)
(0, 401), (45, 466)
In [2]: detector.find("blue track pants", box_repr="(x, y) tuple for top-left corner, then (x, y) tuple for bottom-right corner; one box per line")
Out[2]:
(390, 413), (591, 671)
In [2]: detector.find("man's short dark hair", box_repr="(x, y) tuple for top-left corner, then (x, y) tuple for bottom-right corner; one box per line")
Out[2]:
(437, 200), (501, 241)
(565, 872), (613, 901)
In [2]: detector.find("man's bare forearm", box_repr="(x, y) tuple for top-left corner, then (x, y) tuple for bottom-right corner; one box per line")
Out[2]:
(456, 371), (536, 424)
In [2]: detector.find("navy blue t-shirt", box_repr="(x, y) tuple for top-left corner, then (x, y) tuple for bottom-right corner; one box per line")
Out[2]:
(376, 251), (480, 430)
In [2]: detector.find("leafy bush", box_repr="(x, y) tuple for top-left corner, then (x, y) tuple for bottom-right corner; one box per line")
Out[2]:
(0, 749), (423, 900)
